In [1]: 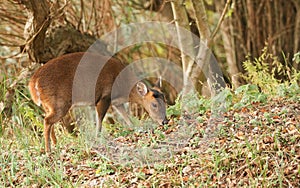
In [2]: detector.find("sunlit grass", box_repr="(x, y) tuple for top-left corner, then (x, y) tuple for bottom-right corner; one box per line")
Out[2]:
(0, 64), (299, 187)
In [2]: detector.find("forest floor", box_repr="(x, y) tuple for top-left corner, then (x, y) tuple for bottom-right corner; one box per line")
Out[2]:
(1, 86), (299, 187)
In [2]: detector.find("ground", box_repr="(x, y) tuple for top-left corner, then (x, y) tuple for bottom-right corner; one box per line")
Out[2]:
(1, 90), (299, 187)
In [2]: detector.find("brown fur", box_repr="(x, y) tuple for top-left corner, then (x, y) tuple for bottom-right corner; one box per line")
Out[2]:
(29, 52), (168, 152)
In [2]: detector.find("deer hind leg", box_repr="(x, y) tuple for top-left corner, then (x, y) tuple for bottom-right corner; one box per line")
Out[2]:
(43, 102), (70, 152)
(43, 116), (53, 153)
(95, 96), (111, 133)
(50, 124), (57, 145)
(44, 112), (60, 153)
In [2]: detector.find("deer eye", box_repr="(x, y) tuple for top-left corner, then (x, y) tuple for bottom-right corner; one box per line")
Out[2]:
(151, 103), (158, 108)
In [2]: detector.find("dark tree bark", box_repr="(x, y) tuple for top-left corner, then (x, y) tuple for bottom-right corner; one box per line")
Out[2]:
(18, 0), (110, 64)
(20, 0), (51, 63)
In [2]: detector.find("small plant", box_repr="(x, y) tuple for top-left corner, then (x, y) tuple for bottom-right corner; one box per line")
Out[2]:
(233, 84), (267, 109)
(167, 90), (211, 117)
(242, 46), (300, 95)
(276, 82), (300, 99)
(211, 87), (233, 111)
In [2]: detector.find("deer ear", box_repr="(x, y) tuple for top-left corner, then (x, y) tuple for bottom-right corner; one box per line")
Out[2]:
(136, 81), (148, 96)
(154, 76), (162, 88)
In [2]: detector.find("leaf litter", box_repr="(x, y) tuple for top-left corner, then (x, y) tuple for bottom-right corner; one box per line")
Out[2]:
(1, 97), (299, 187)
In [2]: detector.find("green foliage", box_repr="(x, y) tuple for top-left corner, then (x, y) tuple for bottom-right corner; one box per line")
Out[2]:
(166, 95), (182, 117)
(243, 46), (280, 94)
(242, 46), (300, 95)
(167, 91), (211, 116)
(276, 82), (300, 100)
(211, 87), (233, 111)
(233, 84), (267, 109)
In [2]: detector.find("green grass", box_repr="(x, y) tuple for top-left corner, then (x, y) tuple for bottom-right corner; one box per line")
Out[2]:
(1, 63), (300, 187)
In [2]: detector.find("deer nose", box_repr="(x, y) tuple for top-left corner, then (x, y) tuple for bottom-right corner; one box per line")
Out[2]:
(162, 118), (169, 125)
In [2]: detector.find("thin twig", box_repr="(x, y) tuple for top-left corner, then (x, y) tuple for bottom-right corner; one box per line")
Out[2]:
(0, 52), (22, 59)
(209, 0), (231, 44)
(77, 0), (84, 30)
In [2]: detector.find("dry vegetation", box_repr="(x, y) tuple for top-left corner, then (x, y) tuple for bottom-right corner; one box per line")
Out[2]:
(1, 0), (300, 187)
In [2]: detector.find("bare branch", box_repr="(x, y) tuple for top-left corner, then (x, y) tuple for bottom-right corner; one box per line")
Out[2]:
(210, 0), (231, 45)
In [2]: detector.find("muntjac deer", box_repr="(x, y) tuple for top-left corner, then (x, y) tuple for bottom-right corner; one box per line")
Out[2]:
(28, 52), (168, 152)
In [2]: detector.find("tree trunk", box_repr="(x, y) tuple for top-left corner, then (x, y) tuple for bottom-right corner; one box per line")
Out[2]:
(170, 0), (195, 89)
(191, 0), (210, 44)
(292, 0), (300, 70)
(190, 0), (226, 95)
(19, 0), (109, 64)
(215, 1), (243, 88)
(21, 0), (51, 63)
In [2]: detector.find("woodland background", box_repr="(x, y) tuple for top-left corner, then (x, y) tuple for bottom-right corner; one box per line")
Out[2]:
(0, 0), (299, 187)
(1, 0), (299, 88)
